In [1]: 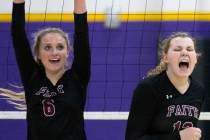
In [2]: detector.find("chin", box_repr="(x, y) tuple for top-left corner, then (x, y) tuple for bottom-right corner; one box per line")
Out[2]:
(177, 72), (191, 78)
(47, 67), (63, 73)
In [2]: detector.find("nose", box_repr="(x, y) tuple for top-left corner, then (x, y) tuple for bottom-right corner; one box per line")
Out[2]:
(51, 48), (58, 55)
(181, 49), (188, 56)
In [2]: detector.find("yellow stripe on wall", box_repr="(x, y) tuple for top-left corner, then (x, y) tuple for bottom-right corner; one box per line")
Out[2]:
(1, 12), (210, 22)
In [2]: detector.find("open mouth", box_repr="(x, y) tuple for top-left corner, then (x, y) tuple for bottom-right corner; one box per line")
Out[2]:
(49, 59), (60, 64)
(179, 61), (189, 70)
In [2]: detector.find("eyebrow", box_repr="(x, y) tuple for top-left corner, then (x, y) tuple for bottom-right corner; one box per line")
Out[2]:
(41, 42), (65, 46)
(57, 43), (65, 46)
(175, 45), (194, 48)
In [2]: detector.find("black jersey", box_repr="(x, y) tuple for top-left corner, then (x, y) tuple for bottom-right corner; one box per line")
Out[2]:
(126, 71), (205, 140)
(12, 3), (90, 140)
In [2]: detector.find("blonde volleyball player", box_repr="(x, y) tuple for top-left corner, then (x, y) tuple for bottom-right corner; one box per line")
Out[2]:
(2, 0), (90, 139)
(126, 32), (205, 140)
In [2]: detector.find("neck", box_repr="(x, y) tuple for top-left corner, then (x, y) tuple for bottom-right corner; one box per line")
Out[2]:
(46, 69), (65, 86)
(166, 70), (190, 94)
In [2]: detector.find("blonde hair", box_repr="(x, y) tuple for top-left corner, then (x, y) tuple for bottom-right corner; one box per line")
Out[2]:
(33, 27), (71, 68)
(0, 88), (26, 110)
(0, 28), (72, 110)
(147, 32), (197, 77)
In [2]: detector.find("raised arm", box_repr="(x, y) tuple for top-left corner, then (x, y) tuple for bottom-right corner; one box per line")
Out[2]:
(12, 0), (37, 85)
(72, 0), (90, 87)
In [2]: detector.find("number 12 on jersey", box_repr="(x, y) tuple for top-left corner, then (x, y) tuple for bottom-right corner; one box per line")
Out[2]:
(173, 121), (193, 131)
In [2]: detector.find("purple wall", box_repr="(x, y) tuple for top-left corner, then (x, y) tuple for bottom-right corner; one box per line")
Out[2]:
(0, 21), (210, 140)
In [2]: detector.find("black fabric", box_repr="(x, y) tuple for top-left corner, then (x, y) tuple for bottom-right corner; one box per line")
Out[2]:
(12, 3), (90, 140)
(126, 71), (205, 140)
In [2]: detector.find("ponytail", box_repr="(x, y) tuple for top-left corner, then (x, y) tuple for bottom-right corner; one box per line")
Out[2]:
(147, 61), (167, 77)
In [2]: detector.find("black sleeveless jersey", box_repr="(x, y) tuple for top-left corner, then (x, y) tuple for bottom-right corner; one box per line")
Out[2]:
(12, 3), (90, 140)
(126, 71), (205, 140)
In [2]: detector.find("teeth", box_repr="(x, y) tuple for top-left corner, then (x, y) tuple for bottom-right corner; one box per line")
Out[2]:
(180, 59), (189, 63)
(50, 59), (59, 61)
(181, 61), (188, 63)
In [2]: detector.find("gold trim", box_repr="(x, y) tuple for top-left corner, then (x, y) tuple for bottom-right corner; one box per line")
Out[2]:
(1, 12), (210, 22)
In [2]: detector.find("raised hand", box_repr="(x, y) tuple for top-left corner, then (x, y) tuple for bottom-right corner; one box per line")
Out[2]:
(13, 0), (24, 4)
(74, 0), (87, 14)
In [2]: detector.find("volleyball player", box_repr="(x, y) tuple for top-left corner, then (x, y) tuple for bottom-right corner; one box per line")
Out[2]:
(7, 0), (90, 139)
(125, 32), (205, 140)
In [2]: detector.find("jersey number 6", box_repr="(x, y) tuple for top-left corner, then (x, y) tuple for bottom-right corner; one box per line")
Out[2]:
(42, 99), (55, 117)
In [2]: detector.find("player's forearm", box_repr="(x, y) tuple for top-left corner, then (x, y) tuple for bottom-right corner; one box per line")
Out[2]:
(74, 0), (87, 14)
(13, 0), (24, 4)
